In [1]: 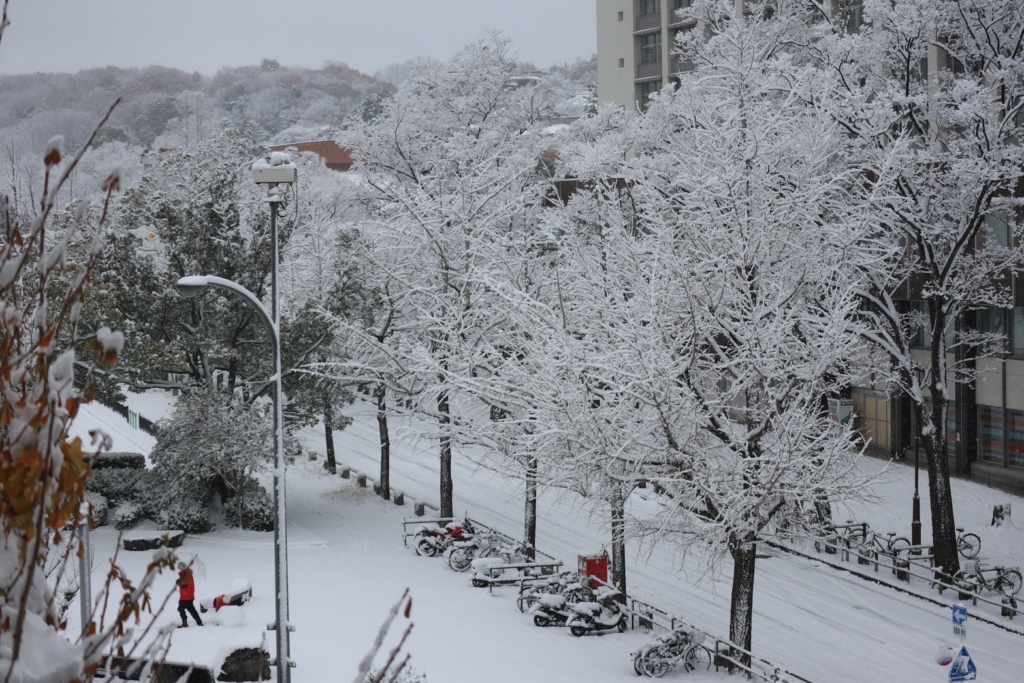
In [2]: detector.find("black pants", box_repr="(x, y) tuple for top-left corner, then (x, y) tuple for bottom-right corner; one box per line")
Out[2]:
(178, 599), (203, 626)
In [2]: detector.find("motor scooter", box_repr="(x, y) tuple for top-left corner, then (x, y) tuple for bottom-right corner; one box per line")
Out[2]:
(530, 593), (574, 627)
(566, 587), (627, 636)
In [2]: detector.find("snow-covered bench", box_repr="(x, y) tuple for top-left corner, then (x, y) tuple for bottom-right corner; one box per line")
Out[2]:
(121, 529), (185, 551)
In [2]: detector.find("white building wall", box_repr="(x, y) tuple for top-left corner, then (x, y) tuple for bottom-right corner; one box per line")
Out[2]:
(596, 0), (637, 110)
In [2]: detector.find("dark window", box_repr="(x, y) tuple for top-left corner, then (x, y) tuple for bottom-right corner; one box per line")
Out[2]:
(639, 0), (661, 16)
(640, 33), (662, 65)
(639, 80), (662, 110)
(1011, 308), (1024, 357)
(845, 1), (864, 32)
(981, 209), (1011, 249)
(909, 301), (931, 349)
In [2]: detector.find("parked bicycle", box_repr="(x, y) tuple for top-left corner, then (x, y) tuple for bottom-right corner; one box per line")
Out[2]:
(956, 562), (1022, 596)
(633, 628), (713, 677)
(848, 528), (911, 561)
(956, 528), (981, 559)
(812, 521), (866, 554)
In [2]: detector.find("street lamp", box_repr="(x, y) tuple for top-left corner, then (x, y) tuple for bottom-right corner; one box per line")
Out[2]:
(174, 150), (297, 683)
(175, 274), (293, 679)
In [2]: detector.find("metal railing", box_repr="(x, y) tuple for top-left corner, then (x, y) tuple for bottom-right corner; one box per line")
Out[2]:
(796, 537), (1022, 632)
(628, 596), (812, 682)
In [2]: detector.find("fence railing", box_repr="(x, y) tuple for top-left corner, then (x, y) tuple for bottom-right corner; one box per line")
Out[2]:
(627, 596), (812, 682)
(794, 537), (1022, 632)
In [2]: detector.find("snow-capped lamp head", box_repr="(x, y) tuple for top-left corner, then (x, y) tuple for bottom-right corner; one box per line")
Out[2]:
(252, 151), (297, 185)
(175, 276), (209, 299)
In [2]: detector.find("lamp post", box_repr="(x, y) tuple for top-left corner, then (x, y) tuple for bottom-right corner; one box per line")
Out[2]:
(176, 274), (292, 679)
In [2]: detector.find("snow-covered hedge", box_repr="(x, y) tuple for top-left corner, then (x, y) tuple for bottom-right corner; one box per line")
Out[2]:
(224, 482), (274, 532)
(114, 502), (144, 530)
(88, 467), (145, 507)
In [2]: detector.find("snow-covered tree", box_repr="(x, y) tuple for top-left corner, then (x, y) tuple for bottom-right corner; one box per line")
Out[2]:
(149, 391), (273, 530)
(340, 35), (560, 517)
(811, 0), (1024, 576)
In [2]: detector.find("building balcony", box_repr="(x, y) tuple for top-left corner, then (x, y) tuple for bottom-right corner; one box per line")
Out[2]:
(635, 13), (661, 33)
(636, 62), (663, 80)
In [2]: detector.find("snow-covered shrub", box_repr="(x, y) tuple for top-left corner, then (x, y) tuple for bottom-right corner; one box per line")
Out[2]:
(91, 451), (146, 470)
(224, 482), (274, 532)
(88, 467), (145, 507)
(114, 502), (144, 530)
(151, 495), (214, 534)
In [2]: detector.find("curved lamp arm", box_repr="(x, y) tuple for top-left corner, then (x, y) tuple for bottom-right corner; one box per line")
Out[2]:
(175, 275), (276, 336)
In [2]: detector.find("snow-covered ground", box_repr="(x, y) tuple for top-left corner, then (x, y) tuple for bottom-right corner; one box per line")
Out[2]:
(72, 394), (1024, 682)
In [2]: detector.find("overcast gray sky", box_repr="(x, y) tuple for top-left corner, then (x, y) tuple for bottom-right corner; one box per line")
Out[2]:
(0, 1), (597, 76)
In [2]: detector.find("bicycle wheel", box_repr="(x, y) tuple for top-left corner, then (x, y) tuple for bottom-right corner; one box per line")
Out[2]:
(888, 537), (911, 558)
(683, 645), (712, 672)
(845, 526), (867, 550)
(1001, 569), (1022, 596)
(641, 648), (673, 678)
(958, 533), (981, 559)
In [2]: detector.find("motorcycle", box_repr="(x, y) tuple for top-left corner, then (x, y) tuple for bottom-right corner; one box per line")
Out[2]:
(413, 518), (475, 557)
(566, 587), (627, 637)
(530, 592), (575, 627)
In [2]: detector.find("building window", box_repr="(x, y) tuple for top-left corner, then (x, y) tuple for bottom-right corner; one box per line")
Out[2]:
(618, 58), (625, 69)
(640, 33), (662, 65)
(618, 11), (624, 21)
(981, 209), (1011, 249)
(1011, 308), (1024, 357)
(1011, 410), (1024, 468)
(909, 301), (931, 349)
(979, 405), (1004, 464)
(845, 1), (864, 32)
(673, 0), (691, 10)
(639, 79), (662, 109)
(977, 306), (1005, 335)
(639, 0), (661, 16)
(852, 390), (891, 450)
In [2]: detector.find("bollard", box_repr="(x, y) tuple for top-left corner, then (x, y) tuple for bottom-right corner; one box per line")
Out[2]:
(1002, 597), (1018, 619)
(340, 468), (350, 479)
(357, 474), (367, 488)
(415, 502), (425, 516)
(895, 558), (910, 582)
(394, 492), (405, 506)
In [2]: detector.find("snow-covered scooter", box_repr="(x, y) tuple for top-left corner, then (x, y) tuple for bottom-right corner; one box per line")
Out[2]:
(566, 586), (627, 636)
(530, 593), (574, 627)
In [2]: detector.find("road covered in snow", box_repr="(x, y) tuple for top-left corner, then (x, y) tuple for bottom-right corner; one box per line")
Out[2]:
(294, 399), (1024, 683)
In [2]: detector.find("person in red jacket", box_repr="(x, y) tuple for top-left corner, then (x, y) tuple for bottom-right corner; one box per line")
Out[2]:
(176, 561), (203, 627)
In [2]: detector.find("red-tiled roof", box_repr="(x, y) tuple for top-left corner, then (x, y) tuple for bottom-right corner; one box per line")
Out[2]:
(268, 139), (354, 170)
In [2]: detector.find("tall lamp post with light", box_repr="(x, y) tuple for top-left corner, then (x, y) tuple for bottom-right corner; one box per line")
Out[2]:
(175, 152), (297, 683)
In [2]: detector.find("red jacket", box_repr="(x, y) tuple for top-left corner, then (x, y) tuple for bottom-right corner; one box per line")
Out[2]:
(177, 569), (195, 601)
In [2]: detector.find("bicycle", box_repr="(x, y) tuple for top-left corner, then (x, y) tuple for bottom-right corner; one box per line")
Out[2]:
(812, 521), (867, 554)
(638, 629), (713, 677)
(956, 528), (981, 559)
(956, 562), (1022, 596)
(848, 528), (911, 562)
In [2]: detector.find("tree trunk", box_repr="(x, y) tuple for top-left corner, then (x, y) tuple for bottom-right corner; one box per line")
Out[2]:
(237, 471), (246, 530)
(376, 383), (391, 500)
(924, 305), (960, 578)
(924, 412), (960, 577)
(523, 455), (537, 561)
(728, 534), (757, 669)
(610, 488), (626, 603)
(322, 392), (336, 475)
(438, 387), (453, 518)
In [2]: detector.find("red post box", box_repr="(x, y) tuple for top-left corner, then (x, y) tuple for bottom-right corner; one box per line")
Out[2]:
(578, 552), (609, 589)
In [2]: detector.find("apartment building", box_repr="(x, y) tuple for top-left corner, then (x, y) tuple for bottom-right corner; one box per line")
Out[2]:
(595, 1), (1024, 493)
(596, 0), (701, 110)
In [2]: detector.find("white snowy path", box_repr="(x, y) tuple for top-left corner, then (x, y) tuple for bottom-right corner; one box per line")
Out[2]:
(294, 401), (1024, 683)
